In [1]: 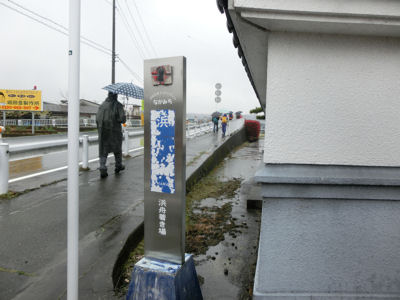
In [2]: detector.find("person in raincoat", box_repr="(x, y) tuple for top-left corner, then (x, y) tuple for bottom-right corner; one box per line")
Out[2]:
(221, 114), (228, 137)
(212, 115), (219, 133)
(96, 92), (126, 178)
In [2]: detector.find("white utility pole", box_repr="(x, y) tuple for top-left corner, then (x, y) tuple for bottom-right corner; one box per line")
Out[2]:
(67, 0), (81, 299)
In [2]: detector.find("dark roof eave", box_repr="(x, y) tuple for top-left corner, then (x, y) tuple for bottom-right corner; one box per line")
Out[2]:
(216, 0), (260, 102)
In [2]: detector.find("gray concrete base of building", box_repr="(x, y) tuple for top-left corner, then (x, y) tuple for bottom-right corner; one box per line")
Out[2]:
(253, 164), (400, 299)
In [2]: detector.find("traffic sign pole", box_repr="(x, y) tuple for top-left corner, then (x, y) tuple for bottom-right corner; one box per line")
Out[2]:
(214, 83), (222, 110)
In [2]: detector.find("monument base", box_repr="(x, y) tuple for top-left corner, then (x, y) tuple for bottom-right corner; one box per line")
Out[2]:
(126, 254), (203, 300)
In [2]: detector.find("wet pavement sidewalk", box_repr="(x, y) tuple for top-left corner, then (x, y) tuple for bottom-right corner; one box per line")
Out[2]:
(193, 138), (263, 300)
(0, 120), (243, 300)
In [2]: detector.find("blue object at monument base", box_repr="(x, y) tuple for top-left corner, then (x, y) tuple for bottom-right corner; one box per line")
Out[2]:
(126, 254), (203, 300)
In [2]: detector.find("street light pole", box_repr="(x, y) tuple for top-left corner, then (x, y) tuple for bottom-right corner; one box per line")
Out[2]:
(67, 0), (81, 299)
(111, 0), (116, 84)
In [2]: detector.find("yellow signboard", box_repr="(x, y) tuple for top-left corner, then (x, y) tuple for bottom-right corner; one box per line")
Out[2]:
(0, 89), (42, 111)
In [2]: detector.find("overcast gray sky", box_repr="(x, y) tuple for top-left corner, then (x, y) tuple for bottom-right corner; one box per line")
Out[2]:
(0, 0), (259, 114)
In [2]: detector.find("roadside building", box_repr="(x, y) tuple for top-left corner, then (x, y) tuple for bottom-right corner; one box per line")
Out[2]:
(125, 103), (141, 119)
(218, 0), (400, 299)
(43, 99), (99, 120)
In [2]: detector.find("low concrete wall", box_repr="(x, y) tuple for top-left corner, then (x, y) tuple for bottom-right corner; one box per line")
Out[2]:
(186, 126), (246, 191)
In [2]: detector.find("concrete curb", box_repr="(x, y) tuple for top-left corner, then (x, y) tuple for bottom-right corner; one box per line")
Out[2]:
(186, 126), (246, 191)
(112, 126), (247, 291)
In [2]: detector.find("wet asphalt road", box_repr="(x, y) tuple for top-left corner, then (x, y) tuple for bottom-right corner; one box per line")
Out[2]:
(0, 120), (243, 300)
(5, 129), (143, 179)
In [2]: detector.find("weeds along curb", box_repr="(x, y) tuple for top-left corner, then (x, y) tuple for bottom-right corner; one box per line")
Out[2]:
(112, 126), (247, 290)
(112, 222), (144, 289)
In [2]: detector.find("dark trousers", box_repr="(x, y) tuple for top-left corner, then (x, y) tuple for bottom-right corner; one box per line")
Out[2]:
(222, 123), (227, 137)
(100, 151), (122, 170)
(213, 123), (218, 132)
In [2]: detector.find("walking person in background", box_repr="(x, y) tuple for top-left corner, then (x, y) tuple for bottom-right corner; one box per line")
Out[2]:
(221, 114), (228, 137)
(96, 92), (126, 178)
(212, 115), (219, 133)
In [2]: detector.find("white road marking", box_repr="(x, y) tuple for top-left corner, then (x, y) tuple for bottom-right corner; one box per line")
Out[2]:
(8, 147), (144, 183)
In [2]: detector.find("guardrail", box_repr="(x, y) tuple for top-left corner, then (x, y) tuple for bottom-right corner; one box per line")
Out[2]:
(1, 118), (212, 130)
(0, 143), (9, 194)
(1, 121), (220, 195)
(186, 122), (213, 139)
(0, 118), (143, 128)
(8, 130), (144, 153)
(8, 122), (214, 153)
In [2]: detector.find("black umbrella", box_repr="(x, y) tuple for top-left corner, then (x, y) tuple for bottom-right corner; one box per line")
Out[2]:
(211, 111), (222, 118)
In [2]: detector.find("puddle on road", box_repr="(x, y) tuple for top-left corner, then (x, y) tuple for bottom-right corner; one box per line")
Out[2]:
(9, 156), (43, 177)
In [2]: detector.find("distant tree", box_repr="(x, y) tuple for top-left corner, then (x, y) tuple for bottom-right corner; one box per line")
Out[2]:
(6, 110), (51, 119)
(250, 106), (265, 119)
(249, 107), (263, 114)
(6, 111), (30, 119)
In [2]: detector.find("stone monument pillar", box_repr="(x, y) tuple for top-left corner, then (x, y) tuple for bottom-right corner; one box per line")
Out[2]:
(126, 56), (202, 300)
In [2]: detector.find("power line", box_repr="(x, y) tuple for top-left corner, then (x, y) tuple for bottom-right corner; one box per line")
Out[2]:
(1, 2), (110, 55)
(124, 0), (152, 57)
(119, 57), (143, 83)
(1, 1), (142, 82)
(115, 1), (146, 59)
(130, 0), (158, 56)
(2, 2), (68, 36)
(5, 0), (112, 54)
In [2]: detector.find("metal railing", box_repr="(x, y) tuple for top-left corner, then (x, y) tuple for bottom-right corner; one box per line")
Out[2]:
(0, 143), (8, 194)
(8, 130), (144, 153)
(1, 118), (213, 131)
(5, 122), (213, 155)
(0, 118), (142, 128)
(1, 120), (238, 195)
(186, 122), (213, 139)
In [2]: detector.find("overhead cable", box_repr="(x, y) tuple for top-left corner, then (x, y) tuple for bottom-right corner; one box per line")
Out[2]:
(119, 57), (143, 83)
(1, 2), (110, 55)
(131, 0), (158, 56)
(124, 0), (152, 57)
(115, 1), (146, 59)
(7, 0), (112, 54)
(1, 1), (142, 82)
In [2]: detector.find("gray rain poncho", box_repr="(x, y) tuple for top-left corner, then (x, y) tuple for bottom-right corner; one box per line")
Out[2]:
(96, 93), (126, 156)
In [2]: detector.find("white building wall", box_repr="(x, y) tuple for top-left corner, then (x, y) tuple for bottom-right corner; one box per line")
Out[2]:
(264, 32), (400, 167)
